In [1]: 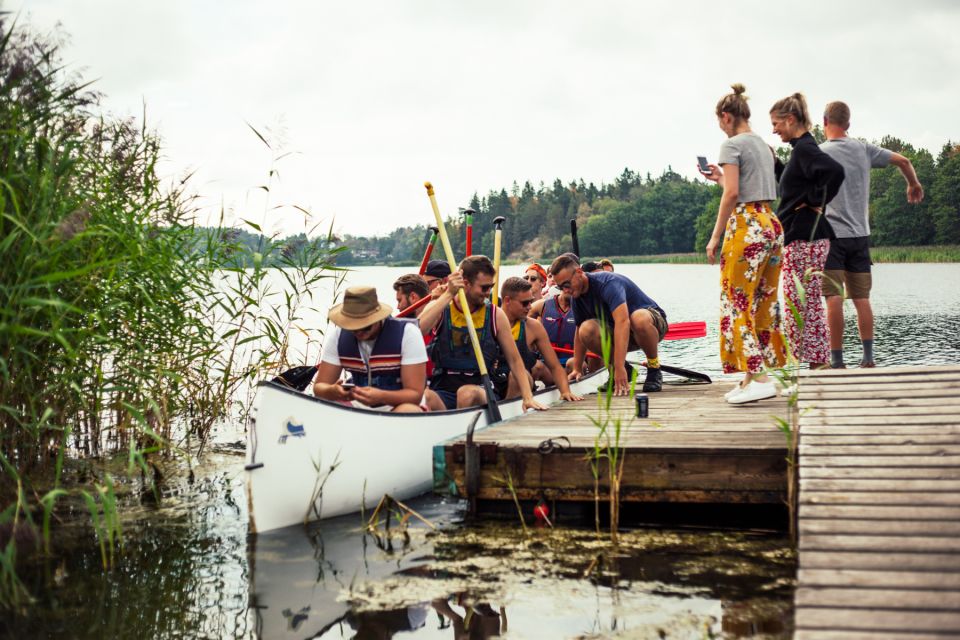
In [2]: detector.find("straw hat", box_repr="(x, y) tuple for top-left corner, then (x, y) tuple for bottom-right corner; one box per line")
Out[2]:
(328, 286), (392, 331)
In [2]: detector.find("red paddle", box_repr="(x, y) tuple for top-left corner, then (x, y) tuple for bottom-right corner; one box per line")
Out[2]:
(663, 321), (707, 340)
(417, 227), (439, 275)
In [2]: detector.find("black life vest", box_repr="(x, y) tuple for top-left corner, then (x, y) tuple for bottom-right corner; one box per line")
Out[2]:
(430, 301), (501, 390)
(496, 319), (539, 376)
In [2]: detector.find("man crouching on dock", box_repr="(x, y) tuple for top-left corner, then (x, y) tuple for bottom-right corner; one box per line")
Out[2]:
(313, 286), (430, 412)
(549, 254), (668, 395)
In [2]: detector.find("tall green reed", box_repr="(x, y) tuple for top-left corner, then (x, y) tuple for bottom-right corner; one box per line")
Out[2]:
(0, 17), (342, 607)
(585, 318), (636, 544)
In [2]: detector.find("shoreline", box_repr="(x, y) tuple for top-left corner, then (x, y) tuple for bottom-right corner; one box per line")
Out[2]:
(341, 245), (960, 268)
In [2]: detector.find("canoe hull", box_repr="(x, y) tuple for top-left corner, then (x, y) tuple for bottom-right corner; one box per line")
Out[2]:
(245, 370), (606, 533)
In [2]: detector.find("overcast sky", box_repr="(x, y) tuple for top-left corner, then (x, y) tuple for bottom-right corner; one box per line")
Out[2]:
(10, 1), (960, 238)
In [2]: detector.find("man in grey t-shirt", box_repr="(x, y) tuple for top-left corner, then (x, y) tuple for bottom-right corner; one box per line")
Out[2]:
(819, 101), (924, 368)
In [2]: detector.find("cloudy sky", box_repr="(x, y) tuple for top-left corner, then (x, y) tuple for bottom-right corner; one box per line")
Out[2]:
(10, 1), (960, 238)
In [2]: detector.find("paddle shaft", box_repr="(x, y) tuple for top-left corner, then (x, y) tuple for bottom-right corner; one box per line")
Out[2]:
(465, 210), (473, 257)
(551, 346), (711, 383)
(396, 293), (432, 318)
(492, 216), (505, 307)
(570, 218), (580, 258)
(424, 183), (501, 422)
(417, 227), (439, 275)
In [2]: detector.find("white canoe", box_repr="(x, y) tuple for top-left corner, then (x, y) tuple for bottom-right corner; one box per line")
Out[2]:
(245, 369), (608, 533)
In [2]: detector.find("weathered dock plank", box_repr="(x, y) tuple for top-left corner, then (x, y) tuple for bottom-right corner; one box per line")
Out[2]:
(795, 365), (960, 639)
(435, 379), (790, 512)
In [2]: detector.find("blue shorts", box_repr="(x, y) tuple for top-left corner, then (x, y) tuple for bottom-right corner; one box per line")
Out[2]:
(434, 386), (503, 410)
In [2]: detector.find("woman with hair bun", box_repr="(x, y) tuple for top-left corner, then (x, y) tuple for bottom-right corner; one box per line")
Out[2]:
(701, 84), (787, 404)
(770, 92), (845, 370)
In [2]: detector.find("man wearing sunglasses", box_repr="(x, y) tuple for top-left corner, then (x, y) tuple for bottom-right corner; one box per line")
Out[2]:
(497, 276), (583, 402)
(418, 256), (547, 412)
(549, 254), (668, 396)
(313, 286), (429, 412)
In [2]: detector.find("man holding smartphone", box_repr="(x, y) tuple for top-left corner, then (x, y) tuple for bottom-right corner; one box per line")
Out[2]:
(312, 286), (429, 412)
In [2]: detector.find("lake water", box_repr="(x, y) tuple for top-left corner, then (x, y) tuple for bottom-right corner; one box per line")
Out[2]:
(7, 263), (959, 639)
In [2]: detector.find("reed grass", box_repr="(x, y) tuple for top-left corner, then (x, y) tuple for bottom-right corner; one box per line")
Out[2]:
(584, 320), (634, 544)
(0, 17), (342, 607)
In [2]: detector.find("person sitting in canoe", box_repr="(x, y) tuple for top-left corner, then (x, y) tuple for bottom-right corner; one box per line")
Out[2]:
(422, 259), (451, 293)
(393, 273), (447, 412)
(549, 253), (668, 396)
(496, 276), (583, 401)
(312, 286), (429, 412)
(418, 255), (547, 412)
(522, 262), (548, 300)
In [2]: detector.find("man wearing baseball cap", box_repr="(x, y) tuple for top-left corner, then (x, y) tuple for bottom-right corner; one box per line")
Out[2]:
(422, 260), (451, 292)
(313, 286), (428, 412)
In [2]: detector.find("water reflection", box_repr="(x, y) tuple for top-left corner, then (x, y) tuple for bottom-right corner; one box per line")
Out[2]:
(249, 514), (793, 640)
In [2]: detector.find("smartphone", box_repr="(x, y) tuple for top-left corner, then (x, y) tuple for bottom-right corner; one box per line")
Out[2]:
(697, 156), (711, 173)
(340, 382), (356, 390)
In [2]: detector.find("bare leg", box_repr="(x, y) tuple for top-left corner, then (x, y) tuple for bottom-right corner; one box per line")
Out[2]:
(532, 360), (553, 386)
(456, 385), (487, 409)
(628, 309), (659, 361)
(505, 371), (534, 399)
(852, 298), (874, 341)
(392, 403), (423, 413)
(826, 295), (845, 350)
(423, 389), (446, 412)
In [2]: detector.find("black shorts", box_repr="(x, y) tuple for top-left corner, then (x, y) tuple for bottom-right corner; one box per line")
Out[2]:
(825, 236), (872, 272)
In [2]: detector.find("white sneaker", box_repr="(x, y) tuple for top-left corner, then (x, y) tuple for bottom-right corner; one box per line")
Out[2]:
(724, 382), (745, 401)
(727, 380), (777, 404)
(777, 382), (798, 397)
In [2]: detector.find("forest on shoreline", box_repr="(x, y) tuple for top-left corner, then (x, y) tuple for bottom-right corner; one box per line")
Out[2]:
(220, 131), (960, 267)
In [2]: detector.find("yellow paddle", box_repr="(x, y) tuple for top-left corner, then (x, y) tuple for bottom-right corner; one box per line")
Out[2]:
(424, 182), (502, 423)
(491, 216), (505, 306)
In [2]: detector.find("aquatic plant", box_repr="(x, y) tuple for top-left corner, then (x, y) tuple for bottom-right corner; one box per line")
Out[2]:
(0, 16), (342, 607)
(584, 319), (636, 544)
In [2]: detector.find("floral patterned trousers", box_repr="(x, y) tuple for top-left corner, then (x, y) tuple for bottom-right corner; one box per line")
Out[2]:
(782, 239), (831, 364)
(720, 202), (787, 374)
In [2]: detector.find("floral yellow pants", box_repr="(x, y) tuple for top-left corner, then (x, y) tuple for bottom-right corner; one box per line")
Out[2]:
(719, 202), (788, 374)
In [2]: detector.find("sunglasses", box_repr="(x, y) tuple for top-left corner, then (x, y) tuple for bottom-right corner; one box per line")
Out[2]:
(354, 322), (377, 333)
(519, 298), (534, 308)
(523, 275), (543, 283)
(479, 283), (494, 293)
(556, 278), (574, 291)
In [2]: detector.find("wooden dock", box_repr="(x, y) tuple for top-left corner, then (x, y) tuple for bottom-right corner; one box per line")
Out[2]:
(433, 379), (790, 516)
(794, 365), (960, 639)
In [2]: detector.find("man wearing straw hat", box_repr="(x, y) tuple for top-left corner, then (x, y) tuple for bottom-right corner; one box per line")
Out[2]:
(313, 286), (429, 412)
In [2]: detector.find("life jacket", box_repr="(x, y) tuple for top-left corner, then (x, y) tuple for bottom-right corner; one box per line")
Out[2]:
(430, 301), (501, 391)
(336, 317), (414, 390)
(541, 294), (576, 364)
(496, 319), (539, 377)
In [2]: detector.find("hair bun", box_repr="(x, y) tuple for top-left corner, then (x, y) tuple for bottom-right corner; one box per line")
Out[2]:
(793, 92), (804, 101)
(731, 83), (746, 96)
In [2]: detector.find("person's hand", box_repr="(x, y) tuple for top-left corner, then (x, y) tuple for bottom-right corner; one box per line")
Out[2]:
(699, 163), (722, 183)
(523, 397), (548, 412)
(446, 272), (465, 296)
(351, 386), (385, 407)
(613, 364), (630, 396)
(706, 236), (720, 265)
(907, 182), (924, 204)
(567, 367), (583, 382)
(322, 381), (353, 402)
(560, 391), (583, 402)
(431, 283), (447, 299)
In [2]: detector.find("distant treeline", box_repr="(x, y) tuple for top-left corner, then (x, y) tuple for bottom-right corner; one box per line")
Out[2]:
(208, 130), (960, 267)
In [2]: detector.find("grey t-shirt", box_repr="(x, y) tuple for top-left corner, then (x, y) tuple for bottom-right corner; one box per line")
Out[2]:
(718, 132), (777, 203)
(819, 136), (892, 238)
